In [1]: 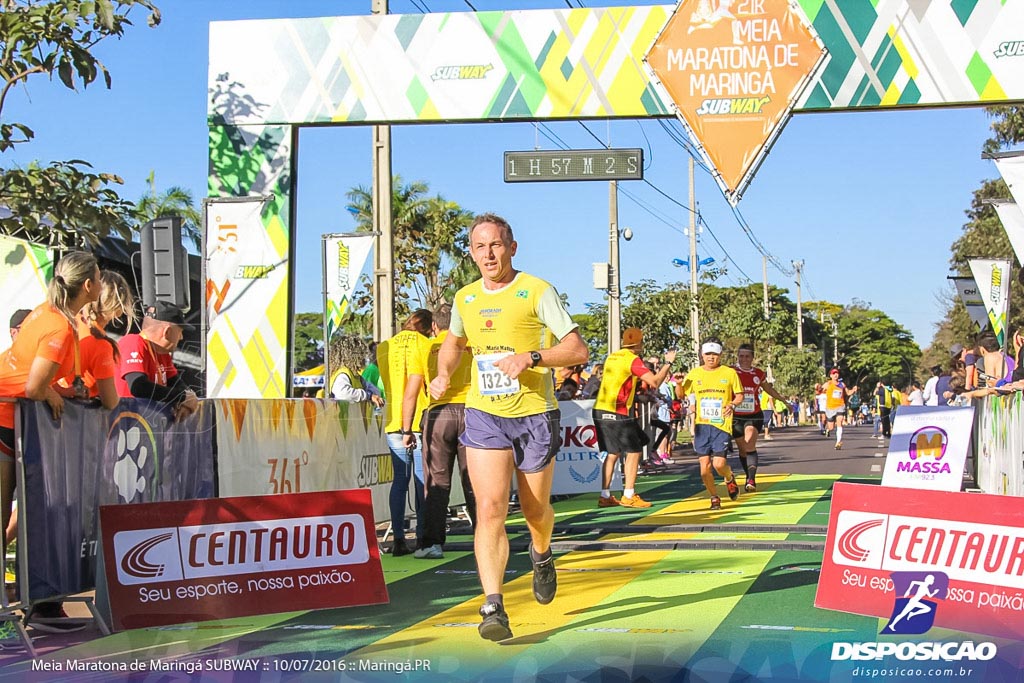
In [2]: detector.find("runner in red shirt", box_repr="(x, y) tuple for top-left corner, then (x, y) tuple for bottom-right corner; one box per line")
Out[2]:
(732, 343), (788, 492)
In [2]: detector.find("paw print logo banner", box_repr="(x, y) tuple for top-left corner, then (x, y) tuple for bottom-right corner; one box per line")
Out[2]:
(18, 399), (214, 600)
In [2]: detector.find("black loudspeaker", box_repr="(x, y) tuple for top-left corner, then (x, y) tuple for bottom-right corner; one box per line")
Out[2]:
(140, 217), (190, 312)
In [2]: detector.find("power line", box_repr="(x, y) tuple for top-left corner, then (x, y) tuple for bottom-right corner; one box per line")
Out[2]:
(463, 0), (477, 9)
(698, 213), (754, 283)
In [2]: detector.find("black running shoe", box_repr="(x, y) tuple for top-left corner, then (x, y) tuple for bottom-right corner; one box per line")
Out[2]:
(27, 603), (86, 633)
(726, 477), (740, 501)
(478, 602), (512, 641)
(532, 553), (557, 605)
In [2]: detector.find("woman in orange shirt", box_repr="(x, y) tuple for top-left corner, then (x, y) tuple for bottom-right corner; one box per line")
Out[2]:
(74, 271), (137, 409)
(0, 251), (100, 627)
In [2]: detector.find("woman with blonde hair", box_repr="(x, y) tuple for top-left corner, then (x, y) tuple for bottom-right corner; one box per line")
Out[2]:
(72, 270), (138, 409)
(0, 251), (101, 631)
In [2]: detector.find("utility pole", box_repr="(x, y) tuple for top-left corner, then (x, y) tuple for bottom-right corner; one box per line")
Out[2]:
(371, 0), (394, 341)
(833, 319), (838, 367)
(688, 156), (699, 359)
(608, 180), (621, 353)
(762, 255), (769, 320)
(792, 260), (804, 349)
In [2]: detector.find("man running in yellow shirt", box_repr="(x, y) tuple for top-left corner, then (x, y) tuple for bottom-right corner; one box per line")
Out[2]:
(823, 367), (857, 450)
(593, 327), (677, 509)
(429, 213), (588, 642)
(679, 340), (745, 510)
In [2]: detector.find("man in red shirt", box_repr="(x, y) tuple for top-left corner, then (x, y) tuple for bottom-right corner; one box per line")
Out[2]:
(116, 302), (197, 419)
(732, 343), (788, 492)
(593, 327), (676, 508)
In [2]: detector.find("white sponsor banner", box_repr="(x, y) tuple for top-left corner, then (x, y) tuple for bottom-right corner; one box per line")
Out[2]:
(205, 197), (288, 398)
(968, 258), (1012, 345)
(213, 399), (465, 524)
(950, 276), (990, 331)
(324, 234), (373, 341)
(881, 406), (974, 492)
(552, 400), (621, 496)
(113, 515), (368, 585)
(831, 510), (1024, 590)
(991, 199), (1024, 265)
(994, 154), (1024, 208)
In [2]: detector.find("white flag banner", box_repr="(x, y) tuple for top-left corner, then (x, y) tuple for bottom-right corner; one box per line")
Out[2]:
(967, 259), (1012, 346)
(991, 199), (1024, 264)
(324, 234), (374, 341)
(949, 276), (990, 331)
(994, 153), (1024, 208)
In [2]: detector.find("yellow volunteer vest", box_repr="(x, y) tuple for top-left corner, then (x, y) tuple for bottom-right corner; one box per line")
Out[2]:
(378, 329), (430, 433)
(680, 365), (743, 435)
(425, 329), (472, 408)
(594, 348), (642, 415)
(456, 273), (557, 418)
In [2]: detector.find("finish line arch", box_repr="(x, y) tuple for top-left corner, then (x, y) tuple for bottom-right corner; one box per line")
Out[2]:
(205, 2), (1024, 398)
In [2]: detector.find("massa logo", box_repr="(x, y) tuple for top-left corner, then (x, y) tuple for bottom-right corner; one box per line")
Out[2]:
(833, 511), (887, 566)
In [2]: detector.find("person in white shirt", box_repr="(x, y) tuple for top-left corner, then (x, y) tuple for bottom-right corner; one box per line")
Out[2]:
(921, 366), (941, 406)
(908, 381), (924, 406)
(329, 336), (384, 407)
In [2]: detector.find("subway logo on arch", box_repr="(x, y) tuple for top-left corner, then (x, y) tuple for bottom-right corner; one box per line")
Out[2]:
(833, 510), (1024, 589)
(112, 514), (369, 586)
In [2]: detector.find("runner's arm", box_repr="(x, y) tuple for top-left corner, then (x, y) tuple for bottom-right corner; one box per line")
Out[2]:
(639, 349), (678, 389)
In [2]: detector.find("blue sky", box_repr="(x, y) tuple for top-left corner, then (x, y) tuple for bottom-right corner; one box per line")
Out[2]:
(2, 0), (1003, 348)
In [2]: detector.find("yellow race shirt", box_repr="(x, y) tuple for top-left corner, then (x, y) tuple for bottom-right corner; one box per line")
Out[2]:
(451, 272), (576, 418)
(424, 330), (472, 408)
(680, 365), (743, 435)
(377, 329), (430, 433)
(594, 348), (647, 415)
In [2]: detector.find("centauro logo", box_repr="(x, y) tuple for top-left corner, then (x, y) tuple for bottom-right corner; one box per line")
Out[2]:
(431, 64), (493, 80)
(994, 40), (1024, 58)
(112, 515), (369, 585)
(696, 96), (771, 115)
(234, 265), (276, 279)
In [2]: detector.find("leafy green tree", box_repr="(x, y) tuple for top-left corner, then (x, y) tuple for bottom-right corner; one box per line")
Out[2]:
(0, 0), (160, 245)
(134, 171), (201, 247)
(292, 312), (324, 372)
(0, 159), (136, 246)
(927, 106), (1024, 358)
(770, 346), (823, 400)
(620, 279), (692, 361)
(836, 304), (921, 389)
(347, 177), (477, 321)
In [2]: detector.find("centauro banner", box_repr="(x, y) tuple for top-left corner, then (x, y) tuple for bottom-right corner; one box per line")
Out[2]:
(204, 196), (288, 398)
(968, 258), (1012, 346)
(100, 490), (387, 630)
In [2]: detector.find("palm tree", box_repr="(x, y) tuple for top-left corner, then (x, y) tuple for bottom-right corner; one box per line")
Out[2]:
(346, 176), (474, 318)
(134, 171), (202, 248)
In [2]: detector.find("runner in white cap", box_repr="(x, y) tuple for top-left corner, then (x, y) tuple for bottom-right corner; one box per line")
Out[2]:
(677, 339), (744, 510)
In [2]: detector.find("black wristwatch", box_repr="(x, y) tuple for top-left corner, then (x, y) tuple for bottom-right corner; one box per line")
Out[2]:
(529, 351), (543, 368)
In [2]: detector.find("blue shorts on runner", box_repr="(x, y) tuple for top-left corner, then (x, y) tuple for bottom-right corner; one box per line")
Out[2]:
(693, 423), (730, 456)
(461, 408), (561, 473)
